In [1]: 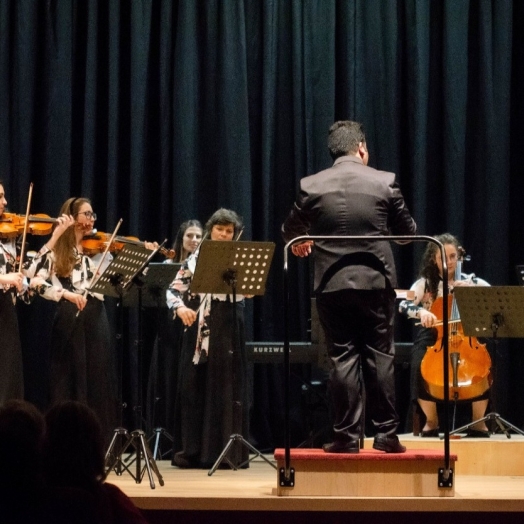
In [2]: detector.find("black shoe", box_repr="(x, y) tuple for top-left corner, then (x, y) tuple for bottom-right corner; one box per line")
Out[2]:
(373, 434), (406, 453)
(420, 428), (440, 438)
(172, 451), (198, 468)
(465, 428), (490, 438)
(322, 441), (360, 454)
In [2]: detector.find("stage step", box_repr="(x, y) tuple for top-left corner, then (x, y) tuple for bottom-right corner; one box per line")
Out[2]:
(390, 433), (524, 476)
(274, 448), (456, 497)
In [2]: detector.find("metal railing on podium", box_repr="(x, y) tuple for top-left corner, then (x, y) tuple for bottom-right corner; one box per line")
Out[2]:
(281, 235), (453, 489)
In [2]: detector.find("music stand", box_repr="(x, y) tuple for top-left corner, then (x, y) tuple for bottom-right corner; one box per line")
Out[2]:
(94, 244), (165, 488)
(123, 263), (181, 459)
(190, 240), (277, 475)
(122, 262), (180, 308)
(450, 286), (524, 437)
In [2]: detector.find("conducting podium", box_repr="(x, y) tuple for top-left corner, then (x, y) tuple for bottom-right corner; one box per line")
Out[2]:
(93, 243), (166, 488)
(189, 239), (277, 475)
(451, 286), (524, 437)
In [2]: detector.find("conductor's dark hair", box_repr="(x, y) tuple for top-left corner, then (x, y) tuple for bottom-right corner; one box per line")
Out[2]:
(328, 120), (366, 160)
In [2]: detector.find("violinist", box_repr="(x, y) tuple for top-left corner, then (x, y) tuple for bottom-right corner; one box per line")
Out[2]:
(398, 233), (491, 438)
(170, 219), (203, 263)
(0, 182), (28, 406)
(0, 182), (74, 407)
(147, 219), (203, 433)
(27, 197), (119, 442)
(169, 209), (250, 469)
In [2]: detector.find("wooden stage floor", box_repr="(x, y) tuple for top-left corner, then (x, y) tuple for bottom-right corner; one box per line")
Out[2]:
(109, 434), (524, 523)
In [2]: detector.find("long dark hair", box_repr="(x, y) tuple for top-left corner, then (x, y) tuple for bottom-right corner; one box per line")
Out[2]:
(54, 197), (91, 276)
(419, 233), (460, 300)
(172, 219), (203, 262)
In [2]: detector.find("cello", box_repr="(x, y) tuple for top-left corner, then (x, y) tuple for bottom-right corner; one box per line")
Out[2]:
(420, 247), (492, 401)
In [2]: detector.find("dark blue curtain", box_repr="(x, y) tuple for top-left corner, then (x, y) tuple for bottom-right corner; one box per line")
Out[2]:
(2, 0), (523, 447)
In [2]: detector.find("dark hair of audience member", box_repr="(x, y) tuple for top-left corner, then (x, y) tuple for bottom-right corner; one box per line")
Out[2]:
(44, 400), (105, 490)
(0, 399), (45, 492)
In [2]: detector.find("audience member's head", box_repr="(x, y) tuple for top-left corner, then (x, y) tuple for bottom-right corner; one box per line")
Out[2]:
(0, 400), (45, 490)
(44, 401), (105, 490)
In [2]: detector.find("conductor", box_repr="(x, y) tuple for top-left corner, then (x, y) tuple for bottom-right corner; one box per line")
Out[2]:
(282, 120), (416, 453)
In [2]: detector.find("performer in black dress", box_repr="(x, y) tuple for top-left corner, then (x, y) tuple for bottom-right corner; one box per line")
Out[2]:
(0, 182), (28, 406)
(169, 208), (249, 469)
(28, 197), (119, 442)
(0, 182), (73, 407)
(147, 219), (203, 433)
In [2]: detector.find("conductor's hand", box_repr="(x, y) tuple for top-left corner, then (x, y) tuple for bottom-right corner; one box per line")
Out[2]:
(64, 290), (88, 311)
(291, 240), (313, 257)
(419, 309), (438, 328)
(177, 306), (197, 327)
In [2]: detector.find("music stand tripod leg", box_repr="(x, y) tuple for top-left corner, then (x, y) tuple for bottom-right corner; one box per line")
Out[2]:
(208, 434), (277, 475)
(448, 416), (491, 438)
(490, 413), (524, 437)
(234, 435), (277, 470)
(132, 430), (165, 488)
(208, 437), (237, 476)
(104, 428), (131, 477)
(149, 427), (174, 460)
(152, 429), (161, 461)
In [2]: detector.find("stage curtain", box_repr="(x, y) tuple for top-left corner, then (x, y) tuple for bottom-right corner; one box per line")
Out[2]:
(1, 0), (523, 448)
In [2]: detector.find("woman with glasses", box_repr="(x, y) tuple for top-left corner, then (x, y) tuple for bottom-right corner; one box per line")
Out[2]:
(27, 197), (119, 442)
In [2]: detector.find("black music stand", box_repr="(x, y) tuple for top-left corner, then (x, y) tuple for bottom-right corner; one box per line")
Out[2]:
(123, 263), (181, 459)
(190, 240), (277, 475)
(450, 286), (524, 437)
(93, 244), (165, 488)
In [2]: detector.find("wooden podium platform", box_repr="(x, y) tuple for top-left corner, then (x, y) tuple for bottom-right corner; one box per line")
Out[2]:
(274, 448), (456, 497)
(392, 433), (524, 475)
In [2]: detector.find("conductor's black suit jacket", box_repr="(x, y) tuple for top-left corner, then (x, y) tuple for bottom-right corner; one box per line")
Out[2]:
(282, 155), (417, 293)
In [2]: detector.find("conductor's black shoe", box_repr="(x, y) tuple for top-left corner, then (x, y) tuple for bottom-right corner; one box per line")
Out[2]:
(465, 428), (490, 438)
(322, 441), (360, 454)
(372, 434), (406, 453)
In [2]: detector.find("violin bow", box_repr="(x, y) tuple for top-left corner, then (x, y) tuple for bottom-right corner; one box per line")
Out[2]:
(74, 219), (123, 318)
(18, 182), (34, 272)
(87, 218), (124, 291)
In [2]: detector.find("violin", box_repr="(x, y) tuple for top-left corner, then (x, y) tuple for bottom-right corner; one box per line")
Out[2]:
(420, 247), (492, 401)
(0, 212), (57, 238)
(81, 231), (175, 260)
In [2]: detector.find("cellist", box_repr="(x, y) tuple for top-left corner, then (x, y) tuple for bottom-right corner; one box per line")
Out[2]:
(398, 233), (491, 438)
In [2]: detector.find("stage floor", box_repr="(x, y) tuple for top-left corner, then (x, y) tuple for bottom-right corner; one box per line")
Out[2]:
(109, 434), (524, 515)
